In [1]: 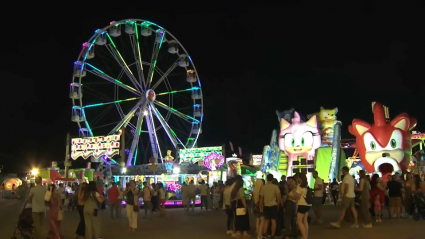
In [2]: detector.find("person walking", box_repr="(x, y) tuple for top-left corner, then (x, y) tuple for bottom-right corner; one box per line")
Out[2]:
(293, 173), (311, 239)
(355, 170), (372, 228)
(312, 171), (324, 224)
(331, 167), (359, 229)
(387, 174), (403, 219)
(45, 184), (64, 239)
(284, 177), (298, 239)
(75, 183), (87, 239)
(83, 181), (104, 239)
(253, 179), (264, 239)
(232, 176), (250, 238)
(187, 180), (197, 212)
(259, 174), (281, 239)
(108, 182), (120, 219)
(24, 176), (46, 239)
(199, 181), (209, 210)
(124, 180), (139, 231)
(142, 182), (152, 218)
(223, 179), (234, 235)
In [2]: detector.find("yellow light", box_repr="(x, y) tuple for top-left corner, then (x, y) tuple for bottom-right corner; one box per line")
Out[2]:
(31, 168), (39, 175)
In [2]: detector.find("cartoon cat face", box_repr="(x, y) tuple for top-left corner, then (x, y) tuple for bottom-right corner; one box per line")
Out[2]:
(319, 107), (338, 122)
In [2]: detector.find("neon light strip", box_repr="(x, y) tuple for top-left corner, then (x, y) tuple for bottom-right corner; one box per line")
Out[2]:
(153, 106), (186, 148)
(134, 22), (146, 88)
(83, 97), (140, 108)
(106, 33), (138, 83)
(154, 101), (199, 122)
(156, 88), (195, 96)
(83, 39), (96, 61)
(85, 63), (139, 93)
(121, 200), (201, 206)
(147, 30), (165, 88)
(81, 108), (93, 137)
(133, 148), (138, 166)
(148, 104), (163, 162)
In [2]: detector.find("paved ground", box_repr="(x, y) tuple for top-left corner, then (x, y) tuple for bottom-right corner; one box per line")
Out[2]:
(0, 198), (423, 239)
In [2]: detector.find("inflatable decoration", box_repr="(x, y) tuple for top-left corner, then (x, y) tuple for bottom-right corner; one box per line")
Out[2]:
(278, 112), (321, 176)
(348, 102), (417, 177)
(203, 152), (225, 170)
(308, 107), (338, 145)
(277, 108), (306, 123)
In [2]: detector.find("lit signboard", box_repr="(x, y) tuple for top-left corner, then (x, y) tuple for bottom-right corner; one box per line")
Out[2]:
(179, 146), (223, 163)
(251, 155), (262, 166)
(71, 135), (121, 160)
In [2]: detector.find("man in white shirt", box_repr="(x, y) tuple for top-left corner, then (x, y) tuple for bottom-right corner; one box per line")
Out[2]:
(24, 176), (47, 239)
(330, 167), (359, 228)
(260, 174), (282, 238)
(312, 171), (324, 224)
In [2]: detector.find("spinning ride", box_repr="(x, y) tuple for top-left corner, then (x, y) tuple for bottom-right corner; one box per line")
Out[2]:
(70, 19), (203, 166)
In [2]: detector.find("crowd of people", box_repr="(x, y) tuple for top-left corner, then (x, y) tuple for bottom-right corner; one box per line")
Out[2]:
(19, 167), (425, 239)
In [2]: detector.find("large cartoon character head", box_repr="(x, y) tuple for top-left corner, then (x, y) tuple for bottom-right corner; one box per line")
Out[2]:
(318, 107), (338, 122)
(278, 112), (321, 176)
(348, 102), (417, 176)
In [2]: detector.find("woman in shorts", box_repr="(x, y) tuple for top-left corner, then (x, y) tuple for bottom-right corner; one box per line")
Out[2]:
(294, 173), (311, 239)
(252, 179), (265, 238)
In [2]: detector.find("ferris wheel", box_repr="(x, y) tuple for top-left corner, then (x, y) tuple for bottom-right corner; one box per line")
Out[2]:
(70, 19), (203, 166)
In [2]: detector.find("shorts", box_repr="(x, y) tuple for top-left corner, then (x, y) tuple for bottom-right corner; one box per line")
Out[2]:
(143, 201), (152, 209)
(342, 197), (355, 209)
(389, 197), (402, 208)
(263, 205), (278, 220)
(159, 199), (166, 204)
(312, 197), (322, 209)
(297, 205), (311, 214)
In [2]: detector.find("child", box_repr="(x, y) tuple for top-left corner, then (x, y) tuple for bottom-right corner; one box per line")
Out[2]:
(374, 194), (382, 222)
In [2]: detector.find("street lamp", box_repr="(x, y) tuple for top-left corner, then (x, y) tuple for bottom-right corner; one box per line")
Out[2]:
(173, 166), (180, 174)
(31, 168), (39, 176)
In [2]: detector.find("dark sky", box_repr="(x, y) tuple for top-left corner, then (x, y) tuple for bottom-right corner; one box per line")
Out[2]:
(1, 1), (425, 173)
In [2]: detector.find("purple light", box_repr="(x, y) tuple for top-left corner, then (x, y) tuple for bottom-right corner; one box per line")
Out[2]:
(121, 200), (201, 206)
(203, 152), (225, 170)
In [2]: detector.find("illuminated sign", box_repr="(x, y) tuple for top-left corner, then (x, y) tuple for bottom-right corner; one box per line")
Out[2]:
(179, 146), (223, 163)
(251, 155), (262, 166)
(71, 135), (121, 160)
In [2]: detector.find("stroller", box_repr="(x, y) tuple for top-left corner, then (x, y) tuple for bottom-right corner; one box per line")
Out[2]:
(412, 193), (425, 221)
(11, 207), (34, 239)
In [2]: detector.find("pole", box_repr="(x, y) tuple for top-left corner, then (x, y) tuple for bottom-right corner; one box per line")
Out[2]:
(120, 128), (126, 167)
(64, 133), (71, 178)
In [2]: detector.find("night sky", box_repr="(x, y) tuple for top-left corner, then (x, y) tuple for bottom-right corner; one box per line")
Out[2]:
(1, 1), (425, 173)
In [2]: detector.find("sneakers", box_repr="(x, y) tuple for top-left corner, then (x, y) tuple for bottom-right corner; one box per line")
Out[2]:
(330, 222), (340, 228)
(350, 224), (359, 228)
(227, 230), (233, 234)
(363, 224), (372, 228)
(378, 218), (382, 222)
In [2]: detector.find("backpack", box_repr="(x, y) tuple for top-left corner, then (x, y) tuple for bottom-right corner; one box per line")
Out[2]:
(304, 187), (314, 205)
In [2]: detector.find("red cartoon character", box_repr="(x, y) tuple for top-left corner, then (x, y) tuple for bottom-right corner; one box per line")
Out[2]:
(348, 102), (417, 178)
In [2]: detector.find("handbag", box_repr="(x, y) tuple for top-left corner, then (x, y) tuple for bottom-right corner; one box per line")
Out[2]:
(57, 210), (63, 221)
(235, 198), (246, 216)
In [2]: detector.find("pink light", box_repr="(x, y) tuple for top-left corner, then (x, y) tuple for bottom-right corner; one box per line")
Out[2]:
(121, 200), (201, 206)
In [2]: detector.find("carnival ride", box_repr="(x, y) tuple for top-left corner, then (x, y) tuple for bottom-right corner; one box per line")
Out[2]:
(69, 19), (203, 175)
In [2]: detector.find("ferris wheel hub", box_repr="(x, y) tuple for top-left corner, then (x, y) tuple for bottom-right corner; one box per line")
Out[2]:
(146, 89), (156, 102)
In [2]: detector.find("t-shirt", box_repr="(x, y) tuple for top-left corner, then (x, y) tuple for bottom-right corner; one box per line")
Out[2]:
(223, 187), (232, 206)
(108, 186), (119, 203)
(341, 174), (356, 198)
(200, 185), (208, 196)
(143, 187), (151, 201)
(30, 185), (47, 213)
(387, 181), (403, 197)
(187, 184), (197, 196)
(260, 183), (280, 207)
(314, 177), (323, 197)
(158, 188), (166, 200)
(58, 187), (66, 200)
(296, 186), (311, 206)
